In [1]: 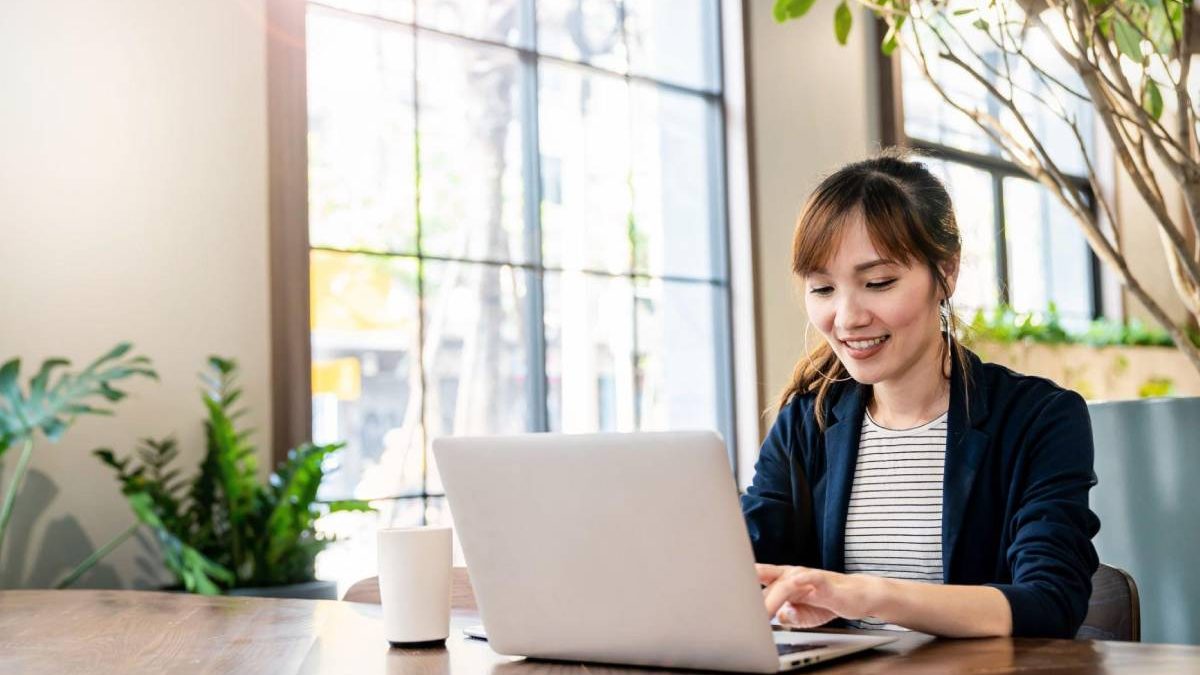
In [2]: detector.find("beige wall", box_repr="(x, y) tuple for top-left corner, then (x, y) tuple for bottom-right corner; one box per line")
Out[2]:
(1114, 152), (1193, 327)
(0, 1), (271, 589)
(745, 2), (877, 436)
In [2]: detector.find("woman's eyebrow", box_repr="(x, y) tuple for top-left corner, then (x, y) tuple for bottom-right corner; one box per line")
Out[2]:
(810, 259), (897, 275)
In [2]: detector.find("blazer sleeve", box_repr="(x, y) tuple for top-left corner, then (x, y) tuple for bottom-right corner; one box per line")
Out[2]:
(987, 389), (1101, 638)
(740, 402), (818, 566)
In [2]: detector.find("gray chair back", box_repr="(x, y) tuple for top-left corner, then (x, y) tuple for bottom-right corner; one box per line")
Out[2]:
(1088, 396), (1200, 644)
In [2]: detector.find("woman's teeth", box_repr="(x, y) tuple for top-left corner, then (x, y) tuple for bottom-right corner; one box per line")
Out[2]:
(845, 335), (889, 350)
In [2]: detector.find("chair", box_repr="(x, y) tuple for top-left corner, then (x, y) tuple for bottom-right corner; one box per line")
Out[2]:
(1076, 563), (1140, 641)
(343, 566), (477, 611)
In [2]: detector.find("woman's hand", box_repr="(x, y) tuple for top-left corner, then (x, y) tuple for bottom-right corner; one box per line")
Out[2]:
(755, 564), (882, 628)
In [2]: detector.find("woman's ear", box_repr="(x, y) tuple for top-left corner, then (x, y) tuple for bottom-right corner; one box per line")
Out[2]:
(940, 255), (961, 300)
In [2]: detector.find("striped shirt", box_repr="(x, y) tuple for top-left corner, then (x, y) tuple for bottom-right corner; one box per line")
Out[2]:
(843, 409), (948, 631)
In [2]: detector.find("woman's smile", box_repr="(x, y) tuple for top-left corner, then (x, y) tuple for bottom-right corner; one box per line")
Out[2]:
(841, 334), (890, 359)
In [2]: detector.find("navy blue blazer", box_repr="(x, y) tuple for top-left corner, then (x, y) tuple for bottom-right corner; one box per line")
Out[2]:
(741, 349), (1100, 638)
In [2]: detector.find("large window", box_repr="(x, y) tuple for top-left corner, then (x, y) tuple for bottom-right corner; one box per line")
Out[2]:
(303, 0), (732, 584)
(897, 15), (1102, 328)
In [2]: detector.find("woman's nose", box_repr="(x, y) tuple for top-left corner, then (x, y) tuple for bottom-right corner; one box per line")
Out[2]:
(835, 294), (872, 331)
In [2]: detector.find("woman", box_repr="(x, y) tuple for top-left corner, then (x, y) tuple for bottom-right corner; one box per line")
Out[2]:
(742, 153), (1100, 639)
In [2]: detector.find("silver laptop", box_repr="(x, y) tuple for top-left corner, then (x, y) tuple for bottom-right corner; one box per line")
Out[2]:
(433, 430), (896, 673)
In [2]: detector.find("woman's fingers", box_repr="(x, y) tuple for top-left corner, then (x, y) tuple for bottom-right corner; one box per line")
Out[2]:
(763, 571), (819, 616)
(777, 601), (838, 628)
(754, 563), (787, 585)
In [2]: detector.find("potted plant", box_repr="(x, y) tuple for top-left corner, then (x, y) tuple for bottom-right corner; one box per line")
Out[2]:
(60, 357), (372, 598)
(0, 344), (157, 583)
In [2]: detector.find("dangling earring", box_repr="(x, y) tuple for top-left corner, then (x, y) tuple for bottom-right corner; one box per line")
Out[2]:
(940, 298), (953, 356)
(803, 323), (852, 383)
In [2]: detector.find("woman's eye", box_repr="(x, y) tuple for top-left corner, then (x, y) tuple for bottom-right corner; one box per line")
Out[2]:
(809, 286), (833, 296)
(866, 279), (897, 290)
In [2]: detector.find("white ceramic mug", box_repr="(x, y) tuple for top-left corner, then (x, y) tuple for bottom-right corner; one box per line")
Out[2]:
(377, 526), (452, 646)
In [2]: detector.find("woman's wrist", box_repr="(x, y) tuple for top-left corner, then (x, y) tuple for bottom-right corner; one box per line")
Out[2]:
(858, 573), (896, 620)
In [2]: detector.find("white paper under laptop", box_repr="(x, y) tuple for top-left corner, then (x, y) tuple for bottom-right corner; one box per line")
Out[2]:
(433, 430), (896, 673)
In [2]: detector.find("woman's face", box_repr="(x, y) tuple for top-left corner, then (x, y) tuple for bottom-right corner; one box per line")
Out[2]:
(802, 216), (954, 386)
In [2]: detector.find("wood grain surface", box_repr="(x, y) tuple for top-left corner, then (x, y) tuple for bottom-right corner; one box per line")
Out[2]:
(3, 590), (1199, 674)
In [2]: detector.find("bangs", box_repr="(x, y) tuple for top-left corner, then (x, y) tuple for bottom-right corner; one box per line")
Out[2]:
(791, 174), (928, 276)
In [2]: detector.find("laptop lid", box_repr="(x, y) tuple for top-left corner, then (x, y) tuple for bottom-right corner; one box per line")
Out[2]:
(434, 431), (783, 673)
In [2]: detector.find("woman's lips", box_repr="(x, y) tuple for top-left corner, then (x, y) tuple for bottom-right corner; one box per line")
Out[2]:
(841, 334), (889, 360)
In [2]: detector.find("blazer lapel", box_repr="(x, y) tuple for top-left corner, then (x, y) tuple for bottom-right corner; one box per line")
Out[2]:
(941, 351), (990, 581)
(821, 383), (866, 573)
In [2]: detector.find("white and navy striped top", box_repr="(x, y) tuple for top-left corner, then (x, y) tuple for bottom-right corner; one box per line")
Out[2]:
(843, 409), (948, 631)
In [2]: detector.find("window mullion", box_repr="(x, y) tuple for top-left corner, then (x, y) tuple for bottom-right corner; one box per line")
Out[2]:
(993, 172), (1010, 307)
(520, 47), (549, 433)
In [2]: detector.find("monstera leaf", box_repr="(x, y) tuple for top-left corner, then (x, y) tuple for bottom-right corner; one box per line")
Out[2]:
(0, 343), (156, 566)
(0, 343), (156, 454)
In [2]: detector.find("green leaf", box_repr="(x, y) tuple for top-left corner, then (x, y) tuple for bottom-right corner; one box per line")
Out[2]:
(1098, 13), (1114, 39)
(0, 359), (20, 404)
(1114, 17), (1144, 62)
(40, 417), (67, 441)
(29, 359), (69, 401)
(835, 1), (853, 45)
(881, 16), (905, 56)
(91, 342), (133, 368)
(1148, 1), (1176, 53)
(773, 0), (819, 23)
(98, 384), (126, 402)
(773, 0), (789, 22)
(1138, 377), (1175, 398)
(325, 499), (375, 513)
(972, 18), (989, 31)
(1143, 78), (1164, 120)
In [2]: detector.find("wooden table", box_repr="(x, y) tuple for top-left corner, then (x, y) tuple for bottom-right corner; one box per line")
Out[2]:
(3, 590), (1200, 674)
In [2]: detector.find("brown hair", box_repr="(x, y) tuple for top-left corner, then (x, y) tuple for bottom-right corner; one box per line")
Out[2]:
(777, 150), (971, 429)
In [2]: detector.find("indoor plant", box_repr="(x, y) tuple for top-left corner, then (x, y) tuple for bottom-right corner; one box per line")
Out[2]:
(0, 343), (156, 580)
(60, 356), (371, 597)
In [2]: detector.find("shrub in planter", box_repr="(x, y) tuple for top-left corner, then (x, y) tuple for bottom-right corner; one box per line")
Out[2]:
(61, 357), (371, 595)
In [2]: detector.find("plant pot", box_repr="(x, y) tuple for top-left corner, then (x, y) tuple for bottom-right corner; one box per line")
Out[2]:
(972, 340), (1200, 400)
(225, 579), (338, 600)
(1088, 396), (1200, 645)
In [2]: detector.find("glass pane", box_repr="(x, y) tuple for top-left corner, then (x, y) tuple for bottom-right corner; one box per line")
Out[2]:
(315, 497), (424, 592)
(1002, 28), (1092, 176)
(536, 0), (627, 73)
(308, 6), (417, 253)
(317, 0), (412, 22)
(1003, 178), (1093, 327)
(416, 0), (527, 47)
(631, 84), (722, 280)
(424, 497), (467, 565)
(920, 157), (999, 314)
(544, 271), (636, 433)
(901, 36), (994, 155)
(311, 251), (424, 500)
(417, 34), (528, 263)
(625, 0), (720, 91)
(422, 261), (534, 492)
(902, 14), (1093, 176)
(635, 279), (726, 434)
(539, 63), (632, 273)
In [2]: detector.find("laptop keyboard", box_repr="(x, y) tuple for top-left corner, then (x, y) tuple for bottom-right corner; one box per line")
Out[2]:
(776, 643), (827, 656)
